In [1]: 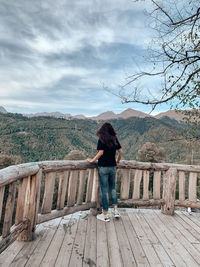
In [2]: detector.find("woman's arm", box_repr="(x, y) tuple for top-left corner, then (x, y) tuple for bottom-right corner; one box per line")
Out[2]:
(86, 150), (104, 163)
(116, 148), (123, 163)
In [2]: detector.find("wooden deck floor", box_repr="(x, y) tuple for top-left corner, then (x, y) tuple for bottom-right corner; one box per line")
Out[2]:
(1, 208), (200, 267)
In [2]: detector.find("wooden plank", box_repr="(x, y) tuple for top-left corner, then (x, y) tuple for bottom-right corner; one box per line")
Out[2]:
(55, 215), (79, 266)
(120, 210), (150, 266)
(156, 211), (200, 264)
(67, 170), (79, 207)
(161, 167), (177, 215)
(8, 224), (47, 267)
(25, 217), (62, 267)
(176, 212), (200, 237)
(2, 182), (16, 238)
(120, 169), (131, 200)
(132, 169), (142, 200)
(175, 212), (200, 254)
(15, 177), (28, 225)
(127, 210), (163, 266)
(180, 212), (200, 252)
(77, 170), (87, 205)
(0, 186), (5, 220)
(69, 216), (87, 266)
(188, 172), (197, 202)
(114, 213), (137, 266)
(96, 218), (109, 267)
(144, 210), (188, 266)
(57, 171), (69, 209)
(153, 171), (161, 199)
(0, 239), (25, 266)
(40, 222), (65, 266)
(143, 170), (149, 200)
(135, 210), (175, 266)
(153, 210), (199, 266)
(181, 211), (200, 234)
(0, 221), (28, 254)
(83, 214), (97, 267)
(106, 218), (123, 267)
(85, 169), (94, 203)
(41, 172), (56, 214)
(179, 171), (185, 201)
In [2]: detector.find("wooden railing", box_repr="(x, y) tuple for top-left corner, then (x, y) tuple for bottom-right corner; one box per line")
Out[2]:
(1, 160), (200, 253)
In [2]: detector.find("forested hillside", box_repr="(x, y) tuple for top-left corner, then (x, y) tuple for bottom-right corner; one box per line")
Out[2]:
(0, 112), (198, 165)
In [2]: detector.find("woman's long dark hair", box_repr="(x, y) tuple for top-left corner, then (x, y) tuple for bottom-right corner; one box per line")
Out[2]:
(96, 122), (117, 148)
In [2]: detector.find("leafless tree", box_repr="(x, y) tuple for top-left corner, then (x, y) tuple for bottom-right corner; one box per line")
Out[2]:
(115, 0), (200, 111)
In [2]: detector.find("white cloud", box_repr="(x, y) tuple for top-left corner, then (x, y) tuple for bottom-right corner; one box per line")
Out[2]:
(0, 0), (160, 115)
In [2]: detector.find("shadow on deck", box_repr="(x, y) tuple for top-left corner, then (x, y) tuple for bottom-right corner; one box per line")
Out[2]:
(1, 208), (200, 267)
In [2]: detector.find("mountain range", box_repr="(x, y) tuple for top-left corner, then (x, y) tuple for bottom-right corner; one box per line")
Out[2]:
(0, 110), (199, 165)
(0, 106), (187, 121)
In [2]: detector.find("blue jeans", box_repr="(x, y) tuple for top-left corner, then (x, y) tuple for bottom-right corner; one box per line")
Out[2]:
(98, 166), (118, 211)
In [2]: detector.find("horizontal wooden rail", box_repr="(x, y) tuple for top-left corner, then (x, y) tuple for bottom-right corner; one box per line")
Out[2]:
(38, 160), (97, 172)
(0, 163), (39, 187)
(118, 199), (165, 207)
(37, 203), (96, 224)
(118, 161), (200, 172)
(1, 160), (200, 187)
(175, 200), (200, 209)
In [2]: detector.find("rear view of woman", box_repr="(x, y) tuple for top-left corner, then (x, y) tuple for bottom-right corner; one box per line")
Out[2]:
(87, 122), (123, 222)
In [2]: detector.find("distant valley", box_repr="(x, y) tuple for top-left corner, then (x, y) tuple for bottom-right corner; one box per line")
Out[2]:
(0, 111), (199, 166)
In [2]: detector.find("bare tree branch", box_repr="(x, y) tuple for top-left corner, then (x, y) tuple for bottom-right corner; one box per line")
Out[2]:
(109, 0), (200, 110)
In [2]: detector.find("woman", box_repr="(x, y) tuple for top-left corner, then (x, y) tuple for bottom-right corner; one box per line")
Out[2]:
(87, 122), (123, 222)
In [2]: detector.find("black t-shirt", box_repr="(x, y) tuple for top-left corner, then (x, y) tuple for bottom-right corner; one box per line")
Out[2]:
(97, 138), (122, 167)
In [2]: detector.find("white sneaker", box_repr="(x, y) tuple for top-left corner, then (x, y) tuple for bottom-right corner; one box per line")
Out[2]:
(113, 209), (121, 218)
(96, 213), (110, 222)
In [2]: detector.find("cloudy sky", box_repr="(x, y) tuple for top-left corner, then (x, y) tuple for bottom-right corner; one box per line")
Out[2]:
(0, 0), (170, 116)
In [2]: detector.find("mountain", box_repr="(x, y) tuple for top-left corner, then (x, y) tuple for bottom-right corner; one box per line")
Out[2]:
(155, 110), (186, 121)
(0, 112), (198, 165)
(0, 106), (7, 113)
(3, 106), (198, 122)
(90, 108), (151, 120)
(90, 111), (118, 120)
(118, 108), (151, 119)
(21, 108), (152, 120)
(73, 114), (87, 119)
(24, 111), (71, 119)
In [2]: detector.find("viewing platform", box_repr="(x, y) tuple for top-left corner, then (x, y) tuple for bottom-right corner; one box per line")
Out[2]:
(2, 208), (200, 266)
(1, 160), (200, 266)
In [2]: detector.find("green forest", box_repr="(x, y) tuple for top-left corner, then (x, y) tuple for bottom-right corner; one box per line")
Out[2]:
(0, 112), (200, 167)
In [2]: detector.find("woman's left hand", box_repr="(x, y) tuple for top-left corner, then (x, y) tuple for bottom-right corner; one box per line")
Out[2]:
(86, 158), (93, 163)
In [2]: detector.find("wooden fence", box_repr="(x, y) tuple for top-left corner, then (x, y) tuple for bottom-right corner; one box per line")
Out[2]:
(1, 160), (200, 253)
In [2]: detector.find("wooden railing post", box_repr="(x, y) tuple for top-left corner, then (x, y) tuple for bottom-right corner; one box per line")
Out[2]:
(18, 169), (42, 241)
(161, 167), (177, 215)
(2, 182), (16, 238)
(90, 168), (100, 215)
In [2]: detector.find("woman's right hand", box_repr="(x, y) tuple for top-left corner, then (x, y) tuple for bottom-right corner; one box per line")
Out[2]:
(86, 158), (93, 163)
